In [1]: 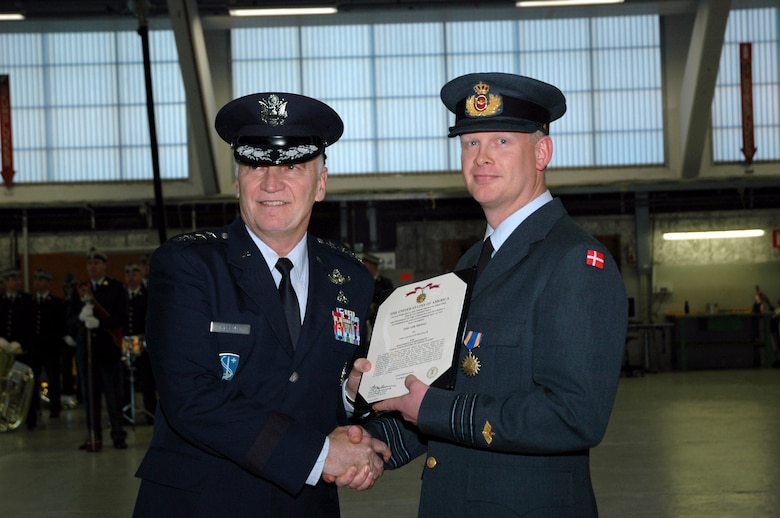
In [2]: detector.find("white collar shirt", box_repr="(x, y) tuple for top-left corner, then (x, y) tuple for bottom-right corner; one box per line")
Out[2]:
(482, 190), (554, 256)
(246, 227), (309, 325)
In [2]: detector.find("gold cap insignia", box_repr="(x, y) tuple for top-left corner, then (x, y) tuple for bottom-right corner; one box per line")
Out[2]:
(465, 82), (503, 118)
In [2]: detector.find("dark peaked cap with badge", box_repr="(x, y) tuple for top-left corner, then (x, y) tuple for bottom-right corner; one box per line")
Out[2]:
(215, 92), (344, 166)
(34, 269), (52, 280)
(441, 72), (566, 137)
(86, 247), (108, 262)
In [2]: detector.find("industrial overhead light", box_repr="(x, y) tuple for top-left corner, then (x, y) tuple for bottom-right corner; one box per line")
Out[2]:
(662, 229), (765, 241)
(229, 7), (338, 17)
(0, 13), (25, 21)
(516, 0), (624, 7)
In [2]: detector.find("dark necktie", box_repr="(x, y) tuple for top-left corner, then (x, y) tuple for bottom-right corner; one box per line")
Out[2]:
(276, 258), (301, 347)
(475, 237), (494, 280)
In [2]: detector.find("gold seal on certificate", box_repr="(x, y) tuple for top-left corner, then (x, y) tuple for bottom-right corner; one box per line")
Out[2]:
(358, 271), (472, 404)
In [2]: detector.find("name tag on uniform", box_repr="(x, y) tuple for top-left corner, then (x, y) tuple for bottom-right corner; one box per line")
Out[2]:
(209, 321), (251, 335)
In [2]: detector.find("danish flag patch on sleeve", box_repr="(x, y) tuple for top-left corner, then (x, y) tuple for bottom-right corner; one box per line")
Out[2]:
(586, 249), (605, 269)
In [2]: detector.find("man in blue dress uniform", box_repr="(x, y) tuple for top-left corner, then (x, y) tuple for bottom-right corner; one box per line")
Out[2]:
(134, 92), (390, 517)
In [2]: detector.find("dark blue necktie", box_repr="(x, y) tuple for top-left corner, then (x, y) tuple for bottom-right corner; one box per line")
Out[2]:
(276, 258), (301, 347)
(475, 237), (494, 280)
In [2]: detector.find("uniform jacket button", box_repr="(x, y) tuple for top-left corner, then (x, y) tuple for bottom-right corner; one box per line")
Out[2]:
(289, 372), (299, 383)
(426, 456), (437, 469)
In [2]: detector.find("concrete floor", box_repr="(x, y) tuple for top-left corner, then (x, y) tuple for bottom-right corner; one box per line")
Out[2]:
(2, 369), (779, 517)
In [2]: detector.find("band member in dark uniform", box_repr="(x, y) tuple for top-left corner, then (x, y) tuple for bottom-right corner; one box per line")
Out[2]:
(30, 269), (67, 421)
(67, 248), (128, 451)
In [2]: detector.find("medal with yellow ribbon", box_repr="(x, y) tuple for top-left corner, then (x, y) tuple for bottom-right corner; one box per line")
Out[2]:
(461, 330), (483, 376)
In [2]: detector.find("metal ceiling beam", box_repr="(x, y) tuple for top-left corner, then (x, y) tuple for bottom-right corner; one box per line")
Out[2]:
(167, 0), (219, 195)
(678, 0), (730, 179)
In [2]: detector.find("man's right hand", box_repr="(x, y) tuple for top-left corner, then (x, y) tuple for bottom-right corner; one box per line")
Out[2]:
(322, 425), (390, 491)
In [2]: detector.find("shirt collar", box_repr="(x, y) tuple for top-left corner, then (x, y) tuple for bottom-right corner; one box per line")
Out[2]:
(483, 190), (553, 252)
(245, 226), (309, 283)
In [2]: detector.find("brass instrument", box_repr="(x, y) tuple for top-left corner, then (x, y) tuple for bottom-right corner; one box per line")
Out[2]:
(0, 350), (35, 432)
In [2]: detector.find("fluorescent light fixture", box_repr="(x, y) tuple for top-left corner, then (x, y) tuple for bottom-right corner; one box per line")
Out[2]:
(662, 229), (765, 241)
(229, 7), (337, 17)
(517, 0), (623, 7)
(0, 13), (25, 21)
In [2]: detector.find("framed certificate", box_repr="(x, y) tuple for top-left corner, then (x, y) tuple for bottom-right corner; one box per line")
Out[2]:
(358, 269), (473, 403)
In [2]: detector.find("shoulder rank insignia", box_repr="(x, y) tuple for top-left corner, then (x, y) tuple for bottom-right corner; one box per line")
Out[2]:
(172, 231), (222, 243)
(316, 238), (363, 263)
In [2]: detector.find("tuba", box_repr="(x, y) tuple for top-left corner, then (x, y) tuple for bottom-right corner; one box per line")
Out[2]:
(0, 349), (35, 432)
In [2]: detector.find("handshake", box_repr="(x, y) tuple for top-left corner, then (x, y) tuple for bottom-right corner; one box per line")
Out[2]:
(319, 356), (429, 491)
(321, 424), (391, 491)
(79, 303), (100, 329)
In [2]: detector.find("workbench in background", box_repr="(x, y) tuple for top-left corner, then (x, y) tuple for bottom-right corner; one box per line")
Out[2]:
(665, 312), (775, 370)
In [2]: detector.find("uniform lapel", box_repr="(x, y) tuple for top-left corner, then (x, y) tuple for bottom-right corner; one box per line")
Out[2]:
(469, 199), (567, 300)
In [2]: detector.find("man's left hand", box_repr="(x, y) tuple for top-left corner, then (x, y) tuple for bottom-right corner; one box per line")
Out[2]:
(345, 358), (372, 402)
(372, 375), (428, 426)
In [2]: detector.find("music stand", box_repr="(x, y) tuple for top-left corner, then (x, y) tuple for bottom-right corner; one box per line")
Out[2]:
(121, 336), (154, 430)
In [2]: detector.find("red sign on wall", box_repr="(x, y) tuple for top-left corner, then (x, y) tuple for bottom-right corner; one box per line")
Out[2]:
(0, 74), (14, 189)
(773, 229), (780, 249)
(739, 43), (756, 166)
